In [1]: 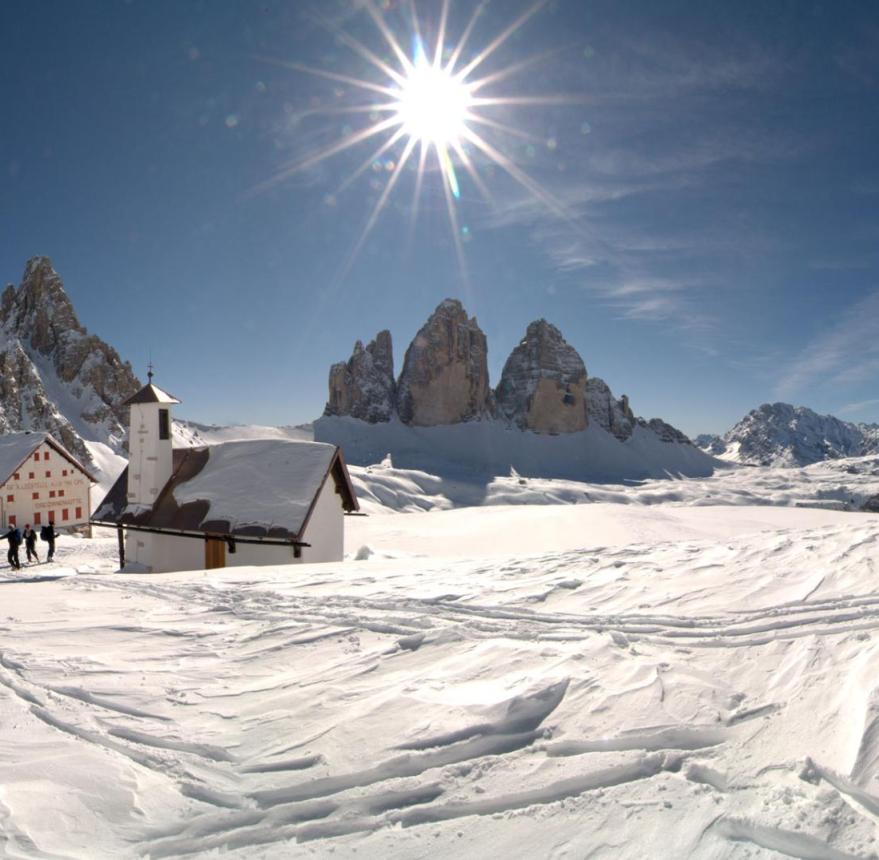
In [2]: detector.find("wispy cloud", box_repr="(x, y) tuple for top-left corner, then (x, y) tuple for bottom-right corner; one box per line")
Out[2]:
(775, 289), (879, 400)
(837, 397), (879, 417)
(471, 24), (805, 335)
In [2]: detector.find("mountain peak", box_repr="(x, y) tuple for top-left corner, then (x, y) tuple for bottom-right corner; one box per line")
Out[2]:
(496, 318), (588, 433)
(0, 258), (140, 467)
(708, 401), (879, 466)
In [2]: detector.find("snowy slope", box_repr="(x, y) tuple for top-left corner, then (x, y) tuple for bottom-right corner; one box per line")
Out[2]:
(314, 415), (719, 482)
(2, 506), (879, 858)
(173, 419), (313, 448)
(349, 452), (879, 515)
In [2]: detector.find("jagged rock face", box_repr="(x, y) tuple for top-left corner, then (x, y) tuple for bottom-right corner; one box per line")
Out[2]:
(396, 300), (491, 426)
(324, 330), (395, 423)
(862, 495), (879, 513)
(722, 402), (879, 467)
(694, 433), (727, 455)
(638, 417), (691, 445)
(585, 377), (636, 441)
(0, 257), (141, 464)
(495, 320), (588, 434)
(0, 341), (90, 462)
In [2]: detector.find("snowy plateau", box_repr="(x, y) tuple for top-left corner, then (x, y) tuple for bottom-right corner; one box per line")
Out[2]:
(2, 434), (879, 858)
(4, 260), (879, 858)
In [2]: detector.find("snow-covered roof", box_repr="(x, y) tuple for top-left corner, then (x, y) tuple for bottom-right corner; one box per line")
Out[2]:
(0, 431), (95, 484)
(123, 382), (181, 406)
(92, 439), (358, 540)
(0, 432), (47, 483)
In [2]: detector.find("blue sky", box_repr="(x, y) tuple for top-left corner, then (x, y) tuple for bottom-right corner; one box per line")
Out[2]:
(3, 0), (879, 435)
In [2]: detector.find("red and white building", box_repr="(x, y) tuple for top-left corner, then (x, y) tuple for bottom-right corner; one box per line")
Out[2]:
(0, 433), (95, 530)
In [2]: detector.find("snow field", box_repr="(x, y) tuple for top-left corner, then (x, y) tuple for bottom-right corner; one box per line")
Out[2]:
(350, 453), (879, 515)
(1, 506), (879, 857)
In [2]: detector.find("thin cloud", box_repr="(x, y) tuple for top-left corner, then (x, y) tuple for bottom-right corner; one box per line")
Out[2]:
(775, 289), (879, 399)
(837, 397), (879, 417)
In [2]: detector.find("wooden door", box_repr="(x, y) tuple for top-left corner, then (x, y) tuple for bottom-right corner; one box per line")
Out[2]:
(205, 537), (226, 570)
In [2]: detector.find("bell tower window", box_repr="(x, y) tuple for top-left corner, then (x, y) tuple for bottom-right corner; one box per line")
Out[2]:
(158, 408), (170, 440)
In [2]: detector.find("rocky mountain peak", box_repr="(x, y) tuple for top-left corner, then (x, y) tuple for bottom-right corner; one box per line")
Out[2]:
(324, 330), (395, 423)
(396, 299), (491, 426)
(4, 257), (84, 351)
(320, 299), (694, 452)
(1, 258), (141, 467)
(495, 319), (588, 434)
(706, 402), (879, 466)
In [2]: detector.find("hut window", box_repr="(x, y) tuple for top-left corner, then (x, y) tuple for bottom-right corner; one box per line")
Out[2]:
(159, 409), (170, 440)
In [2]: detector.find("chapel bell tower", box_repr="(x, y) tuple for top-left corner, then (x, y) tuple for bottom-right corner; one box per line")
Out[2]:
(122, 367), (181, 507)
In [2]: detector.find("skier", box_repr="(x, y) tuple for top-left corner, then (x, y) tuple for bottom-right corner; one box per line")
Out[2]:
(23, 524), (39, 563)
(3, 525), (22, 570)
(41, 521), (57, 563)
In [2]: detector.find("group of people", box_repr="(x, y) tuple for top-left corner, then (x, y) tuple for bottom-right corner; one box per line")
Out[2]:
(3, 523), (56, 570)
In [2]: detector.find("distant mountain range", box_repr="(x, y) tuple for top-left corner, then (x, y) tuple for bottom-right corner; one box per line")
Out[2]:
(696, 403), (879, 467)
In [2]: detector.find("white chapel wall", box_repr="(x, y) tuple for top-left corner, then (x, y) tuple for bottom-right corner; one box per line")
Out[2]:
(299, 477), (345, 563)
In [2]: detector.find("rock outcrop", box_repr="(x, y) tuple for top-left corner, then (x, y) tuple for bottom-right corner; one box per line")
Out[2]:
(325, 330), (395, 423)
(495, 320), (588, 434)
(0, 257), (141, 465)
(396, 299), (491, 426)
(693, 433), (726, 455)
(585, 377), (636, 441)
(321, 297), (696, 451)
(638, 417), (691, 445)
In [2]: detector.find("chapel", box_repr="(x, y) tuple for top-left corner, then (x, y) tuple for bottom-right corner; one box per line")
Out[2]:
(92, 375), (358, 572)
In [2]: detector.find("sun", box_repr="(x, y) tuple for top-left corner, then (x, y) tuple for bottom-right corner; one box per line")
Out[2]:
(394, 41), (472, 148)
(257, 0), (568, 276)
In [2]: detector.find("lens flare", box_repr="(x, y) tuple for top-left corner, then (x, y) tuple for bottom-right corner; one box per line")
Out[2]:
(259, 0), (572, 276)
(396, 39), (472, 147)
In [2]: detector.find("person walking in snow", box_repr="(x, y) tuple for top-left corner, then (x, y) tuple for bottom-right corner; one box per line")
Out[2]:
(23, 524), (39, 563)
(42, 521), (57, 562)
(3, 525), (22, 570)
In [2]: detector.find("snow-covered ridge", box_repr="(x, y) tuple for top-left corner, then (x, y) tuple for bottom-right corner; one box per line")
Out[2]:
(314, 414), (718, 484)
(702, 402), (879, 467)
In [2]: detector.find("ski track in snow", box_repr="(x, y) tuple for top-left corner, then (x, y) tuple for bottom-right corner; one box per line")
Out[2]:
(1, 506), (879, 855)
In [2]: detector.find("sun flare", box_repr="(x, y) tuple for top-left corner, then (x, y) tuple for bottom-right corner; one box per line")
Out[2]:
(395, 42), (472, 148)
(260, 0), (567, 277)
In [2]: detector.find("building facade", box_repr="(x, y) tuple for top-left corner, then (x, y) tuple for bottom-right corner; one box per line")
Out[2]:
(0, 434), (93, 529)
